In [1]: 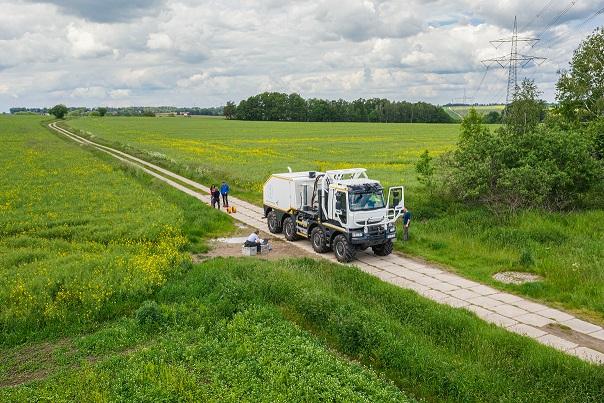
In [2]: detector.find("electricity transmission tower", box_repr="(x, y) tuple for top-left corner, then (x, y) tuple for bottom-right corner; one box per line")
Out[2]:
(481, 17), (546, 104)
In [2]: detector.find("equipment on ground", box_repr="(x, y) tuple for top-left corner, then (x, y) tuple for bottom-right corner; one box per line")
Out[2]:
(263, 168), (404, 262)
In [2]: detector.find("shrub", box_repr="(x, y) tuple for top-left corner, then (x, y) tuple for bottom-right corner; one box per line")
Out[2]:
(519, 248), (534, 267)
(440, 109), (599, 211)
(135, 300), (164, 326)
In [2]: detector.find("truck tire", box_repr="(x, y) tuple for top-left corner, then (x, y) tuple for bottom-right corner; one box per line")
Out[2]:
(267, 210), (282, 234)
(333, 234), (356, 262)
(372, 240), (393, 256)
(283, 216), (300, 241)
(311, 227), (330, 253)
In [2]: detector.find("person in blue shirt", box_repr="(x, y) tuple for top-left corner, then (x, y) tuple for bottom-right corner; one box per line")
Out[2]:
(402, 207), (411, 241)
(220, 181), (230, 207)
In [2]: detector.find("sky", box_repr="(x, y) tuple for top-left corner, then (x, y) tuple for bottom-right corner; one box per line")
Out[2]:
(1, 0), (603, 111)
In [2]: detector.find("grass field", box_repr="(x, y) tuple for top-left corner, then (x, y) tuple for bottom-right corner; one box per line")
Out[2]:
(2, 115), (604, 400)
(445, 105), (505, 120)
(65, 116), (604, 323)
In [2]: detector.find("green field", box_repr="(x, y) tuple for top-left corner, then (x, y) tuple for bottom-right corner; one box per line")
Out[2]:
(65, 116), (604, 323)
(445, 105), (505, 120)
(3, 115), (604, 400)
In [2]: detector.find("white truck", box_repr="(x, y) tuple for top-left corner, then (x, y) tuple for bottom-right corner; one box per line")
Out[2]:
(263, 168), (404, 262)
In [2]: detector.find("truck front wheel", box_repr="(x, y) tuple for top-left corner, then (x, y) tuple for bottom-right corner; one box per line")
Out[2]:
(283, 216), (300, 241)
(372, 240), (393, 256)
(267, 211), (282, 234)
(333, 234), (356, 262)
(311, 227), (330, 253)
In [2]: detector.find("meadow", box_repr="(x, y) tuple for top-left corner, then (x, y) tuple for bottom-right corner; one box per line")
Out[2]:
(66, 116), (604, 323)
(2, 115), (604, 400)
(445, 104), (506, 120)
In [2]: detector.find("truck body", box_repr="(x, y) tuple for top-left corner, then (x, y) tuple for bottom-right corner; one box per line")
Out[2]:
(263, 168), (404, 262)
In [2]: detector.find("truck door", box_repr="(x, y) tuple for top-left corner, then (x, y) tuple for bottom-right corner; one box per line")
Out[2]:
(334, 191), (347, 225)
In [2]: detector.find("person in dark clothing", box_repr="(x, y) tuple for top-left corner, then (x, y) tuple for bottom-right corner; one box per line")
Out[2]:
(220, 181), (230, 207)
(402, 207), (411, 241)
(211, 185), (220, 209)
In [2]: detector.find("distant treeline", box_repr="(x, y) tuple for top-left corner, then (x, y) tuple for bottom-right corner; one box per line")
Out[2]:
(224, 92), (454, 123)
(9, 106), (223, 117)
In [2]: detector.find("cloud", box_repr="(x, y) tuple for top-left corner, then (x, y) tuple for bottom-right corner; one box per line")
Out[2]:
(2, 0), (604, 111)
(27, 0), (165, 23)
(67, 24), (112, 58)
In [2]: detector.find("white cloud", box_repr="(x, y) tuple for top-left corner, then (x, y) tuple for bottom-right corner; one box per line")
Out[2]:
(1, 0), (604, 111)
(146, 33), (173, 50)
(66, 24), (111, 58)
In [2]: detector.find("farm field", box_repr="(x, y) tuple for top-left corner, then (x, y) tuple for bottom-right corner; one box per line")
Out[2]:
(3, 115), (604, 400)
(445, 104), (505, 120)
(66, 116), (604, 323)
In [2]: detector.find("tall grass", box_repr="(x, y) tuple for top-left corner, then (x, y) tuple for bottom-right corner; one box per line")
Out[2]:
(0, 116), (232, 345)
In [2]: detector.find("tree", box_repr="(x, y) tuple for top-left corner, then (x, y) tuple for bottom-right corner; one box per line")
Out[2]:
(556, 27), (604, 122)
(49, 104), (68, 119)
(504, 79), (546, 135)
(223, 101), (236, 119)
(483, 111), (501, 124)
(97, 107), (108, 117)
(415, 150), (435, 193)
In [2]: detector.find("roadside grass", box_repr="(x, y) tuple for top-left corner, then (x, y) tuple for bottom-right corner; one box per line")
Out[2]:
(4, 258), (603, 402)
(65, 117), (604, 322)
(0, 115), (232, 345)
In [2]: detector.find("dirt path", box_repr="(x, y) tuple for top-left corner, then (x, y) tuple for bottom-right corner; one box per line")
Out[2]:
(48, 122), (604, 365)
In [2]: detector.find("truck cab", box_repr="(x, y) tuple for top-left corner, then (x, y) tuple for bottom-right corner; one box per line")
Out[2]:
(263, 168), (404, 262)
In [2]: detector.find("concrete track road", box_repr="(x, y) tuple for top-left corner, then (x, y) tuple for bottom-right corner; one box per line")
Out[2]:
(48, 122), (604, 364)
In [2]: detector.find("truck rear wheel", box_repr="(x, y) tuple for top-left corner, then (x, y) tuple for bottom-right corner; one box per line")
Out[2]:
(311, 227), (330, 253)
(333, 234), (356, 262)
(372, 240), (393, 256)
(283, 216), (300, 241)
(267, 211), (282, 234)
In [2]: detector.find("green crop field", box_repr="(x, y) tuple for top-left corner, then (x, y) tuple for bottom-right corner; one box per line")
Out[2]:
(65, 116), (604, 324)
(445, 105), (506, 120)
(3, 115), (604, 400)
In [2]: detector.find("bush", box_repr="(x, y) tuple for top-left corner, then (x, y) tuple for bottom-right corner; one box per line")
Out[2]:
(135, 300), (164, 326)
(440, 109), (599, 211)
(519, 248), (535, 267)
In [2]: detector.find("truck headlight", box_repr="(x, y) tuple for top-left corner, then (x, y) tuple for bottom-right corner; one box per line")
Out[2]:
(352, 231), (364, 238)
(387, 223), (396, 232)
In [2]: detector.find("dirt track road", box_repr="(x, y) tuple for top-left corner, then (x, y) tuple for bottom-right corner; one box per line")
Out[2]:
(48, 122), (604, 364)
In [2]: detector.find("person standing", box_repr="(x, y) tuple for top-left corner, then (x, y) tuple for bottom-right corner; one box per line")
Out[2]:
(402, 207), (411, 241)
(220, 181), (230, 207)
(211, 185), (220, 209)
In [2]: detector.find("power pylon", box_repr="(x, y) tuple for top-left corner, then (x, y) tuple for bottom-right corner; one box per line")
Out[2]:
(481, 17), (546, 104)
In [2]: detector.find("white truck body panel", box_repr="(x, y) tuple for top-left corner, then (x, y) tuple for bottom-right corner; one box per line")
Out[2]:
(263, 171), (322, 211)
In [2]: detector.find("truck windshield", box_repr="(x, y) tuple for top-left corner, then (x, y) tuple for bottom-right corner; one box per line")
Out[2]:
(349, 191), (385, 211)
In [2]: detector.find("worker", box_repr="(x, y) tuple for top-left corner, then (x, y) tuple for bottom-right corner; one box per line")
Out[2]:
(402, 207), (411, 241)
(220, 181), (230, 207)
(211, 185), (220, 209)
(244, 229), (263, 252)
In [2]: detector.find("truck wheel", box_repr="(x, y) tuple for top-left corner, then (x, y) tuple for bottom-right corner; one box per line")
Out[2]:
(311, 227), (330, 253)
(372, 240), (393, 256)
(267, 211), (282, 234)
(283, 216), (299, 241)
(333, 234), (356, 262)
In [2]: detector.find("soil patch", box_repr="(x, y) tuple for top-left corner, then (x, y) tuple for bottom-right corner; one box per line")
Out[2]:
(192, 224), (318, 262)
(545, 323), (604, 353)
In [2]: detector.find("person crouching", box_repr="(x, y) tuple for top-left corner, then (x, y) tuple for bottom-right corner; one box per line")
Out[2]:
(244, 229), (262, 253)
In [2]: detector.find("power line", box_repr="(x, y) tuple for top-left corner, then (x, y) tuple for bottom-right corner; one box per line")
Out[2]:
(481, 17), (547, 104)
(531, 1), (577, 48)
(519, 0), (556, 32)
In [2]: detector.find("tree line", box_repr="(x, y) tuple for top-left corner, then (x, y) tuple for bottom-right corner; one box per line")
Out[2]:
(224, 93), (454, 123)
